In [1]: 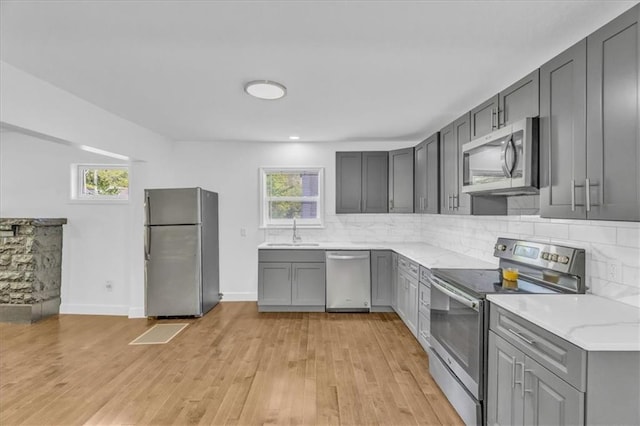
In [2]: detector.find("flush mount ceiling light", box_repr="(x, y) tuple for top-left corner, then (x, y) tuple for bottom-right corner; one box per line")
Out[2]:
(289, 135), (300, 140)
(244, 80), (287, 100)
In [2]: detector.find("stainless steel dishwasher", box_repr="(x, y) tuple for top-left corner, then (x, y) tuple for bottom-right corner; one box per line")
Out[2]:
(325, 251), (371, 312)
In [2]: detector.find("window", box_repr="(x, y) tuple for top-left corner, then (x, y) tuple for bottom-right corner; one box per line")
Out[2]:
(260, 167), (324, 227)
(71, 164), (129, 201)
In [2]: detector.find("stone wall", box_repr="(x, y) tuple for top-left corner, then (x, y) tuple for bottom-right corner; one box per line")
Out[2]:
(0, 218), (67, 322)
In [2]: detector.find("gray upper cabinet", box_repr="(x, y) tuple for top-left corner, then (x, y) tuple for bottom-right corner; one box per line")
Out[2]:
(586, 4), (640, 221)
(414, 132), (440, 214)
(371, 250), (392, 307)
(471, 94), (499, 139)
(500, 69), (540, 128)
(540, 40), (587, 219)
(336, 152), (363, 214)
(471, 70), (540, 140)
(441, 113), (472, 215)
(541, 4), (639, 221)
(362, 152), (389, 213)
(388, 147), (414, 213)
(336, 151), (388, 214)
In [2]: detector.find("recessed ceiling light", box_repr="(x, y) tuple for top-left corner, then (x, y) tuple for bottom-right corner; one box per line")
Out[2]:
(244, 80), (287, 100)
(289, 135), (300, 140)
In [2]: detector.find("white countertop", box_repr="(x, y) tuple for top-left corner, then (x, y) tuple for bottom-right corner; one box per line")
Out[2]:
(257, 241), (497, 270)
(487, 294), (640, 351)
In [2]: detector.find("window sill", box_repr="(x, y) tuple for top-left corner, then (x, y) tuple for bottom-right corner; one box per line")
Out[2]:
(260, 224), (325, 230)
(68, 199), (130, 205)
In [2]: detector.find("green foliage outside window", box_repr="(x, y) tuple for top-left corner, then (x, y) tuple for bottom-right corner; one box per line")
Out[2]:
(83, 168), (129, 196)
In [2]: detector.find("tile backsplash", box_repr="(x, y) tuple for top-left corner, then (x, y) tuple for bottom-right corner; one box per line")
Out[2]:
(265, 213), (640, 308)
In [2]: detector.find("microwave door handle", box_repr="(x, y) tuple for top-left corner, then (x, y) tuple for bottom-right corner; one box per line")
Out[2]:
(507, 137), (517, 176)
(500, 138), (512, 178)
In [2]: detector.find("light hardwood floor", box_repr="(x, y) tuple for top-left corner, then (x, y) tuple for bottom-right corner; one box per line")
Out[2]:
(0, 302), (463, 425)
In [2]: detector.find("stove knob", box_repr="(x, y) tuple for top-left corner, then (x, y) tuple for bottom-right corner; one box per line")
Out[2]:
(495, 244), (507, 251)
(542, 252), (549, 260)
(550, 254), (559, 262)
(558, 255), (570, 264)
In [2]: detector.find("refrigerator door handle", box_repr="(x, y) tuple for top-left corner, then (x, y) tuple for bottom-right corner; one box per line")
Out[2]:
(145, 193), (151, 225)
(145, 227), (151, 260)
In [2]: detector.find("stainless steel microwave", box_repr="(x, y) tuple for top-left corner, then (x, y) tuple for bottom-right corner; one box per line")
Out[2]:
(461, 117), (539, 195)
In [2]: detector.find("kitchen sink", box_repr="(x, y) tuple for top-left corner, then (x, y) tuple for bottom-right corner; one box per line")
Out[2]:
(266, 242), (321, 247)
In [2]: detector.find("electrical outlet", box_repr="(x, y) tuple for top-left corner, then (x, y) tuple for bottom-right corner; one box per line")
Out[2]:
(240, 228), (247, 237)
(607, 262), (620, 281)
(105, 280), (114, 292)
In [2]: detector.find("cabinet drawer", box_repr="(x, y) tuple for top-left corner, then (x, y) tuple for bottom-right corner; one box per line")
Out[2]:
(419, 266), (431, 283)
(418, 311), (430, 351)
(418, 282), (430, 315)
(490, 304), (586, 391)
(259, 249), (326, 263)
(398, 256), (419, 279)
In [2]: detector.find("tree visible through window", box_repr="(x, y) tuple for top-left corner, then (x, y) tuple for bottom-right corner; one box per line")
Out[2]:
(73, 165), (129, 200)
(261, 168), (323, 227)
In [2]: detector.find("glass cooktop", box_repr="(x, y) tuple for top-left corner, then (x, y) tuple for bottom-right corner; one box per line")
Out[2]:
(431, 268), (558, 299)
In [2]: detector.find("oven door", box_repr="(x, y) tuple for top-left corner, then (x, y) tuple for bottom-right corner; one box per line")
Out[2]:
(429, 276), (483, 399)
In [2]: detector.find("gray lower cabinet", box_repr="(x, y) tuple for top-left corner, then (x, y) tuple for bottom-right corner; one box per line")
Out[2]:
(487, 332), (583, 426)
(371, 250), (392, 310)
(336, 151), (388, 214)
(417, 267), (431, 351)
(396, 256), (418, 337)
(391, 252), (398, 310)
(414, 132), (440, 214)
(389, 147), (414, 213)
(541, 4), (639, 221)
(258, 250), (325, 311)
(488, 303), (640, 426)
(471, 69), (540, 140)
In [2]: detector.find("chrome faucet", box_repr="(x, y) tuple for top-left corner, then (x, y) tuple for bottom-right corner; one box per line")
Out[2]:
(292, 218), (302, 243)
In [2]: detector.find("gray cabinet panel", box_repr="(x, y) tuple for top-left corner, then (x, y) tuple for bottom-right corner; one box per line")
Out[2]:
(440, 122), (456, 213)
(292, 263), (325, 306)
(487, 332), (525, 426)
(391, 252), (398, 310)
(362, 152), (389, 213)
(415, 132), (440, 214)
(586, 5), (640, 221)
(471, 94), (499, 139)
(414, 139), (427, 213)
(407, 274), (418, 337)
(523, 356), (584, 426)
(258, 262), (292, 306)
(453, 113), (472, 215)
(336, 152), (363, 213)
(540, 40), (588, 219)
(500, 69), (540, 127)
(389, 147), (414, 213)
(371, 250), (392, 306)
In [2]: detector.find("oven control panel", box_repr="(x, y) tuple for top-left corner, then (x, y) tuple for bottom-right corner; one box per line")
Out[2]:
(493, 237), (585, 278)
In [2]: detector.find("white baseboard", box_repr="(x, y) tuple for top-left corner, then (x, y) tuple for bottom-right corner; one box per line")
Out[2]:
(222, 292), (257, 301)
(128, 306), (145, 318)
(59, 303), (129, 316)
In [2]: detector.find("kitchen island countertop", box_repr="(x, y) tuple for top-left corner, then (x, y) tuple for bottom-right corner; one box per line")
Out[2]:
(487, 294), (640, 351)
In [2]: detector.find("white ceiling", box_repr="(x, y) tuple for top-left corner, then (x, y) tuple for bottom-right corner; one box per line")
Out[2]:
(1, 0), (637, 144)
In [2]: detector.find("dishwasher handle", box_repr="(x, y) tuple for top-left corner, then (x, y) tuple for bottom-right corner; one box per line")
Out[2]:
(326, 254), (370, 261)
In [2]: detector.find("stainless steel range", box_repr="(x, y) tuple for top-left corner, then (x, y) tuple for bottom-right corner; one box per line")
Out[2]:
(427, 238), (586, 426)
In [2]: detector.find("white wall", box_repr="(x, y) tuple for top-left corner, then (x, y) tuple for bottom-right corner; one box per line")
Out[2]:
(170, 140), (410, 300)
(0, 63), (174, 317)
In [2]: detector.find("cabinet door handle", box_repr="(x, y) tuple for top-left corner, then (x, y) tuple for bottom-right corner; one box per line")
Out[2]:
(512, 358), (520, 390)
(507, 328), (535, 345)
(389, 199), (394, 211)
(492, 108), (497, 130)
(448, 194), (452, 210)
(523, 368), (534, 394)
(571, 179), (576, 212)
(498, 108), (505, 127)
(586, 178), (591, 212)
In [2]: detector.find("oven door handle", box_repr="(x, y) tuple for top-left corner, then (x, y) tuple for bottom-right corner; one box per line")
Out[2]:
(430, 279), (479, 311)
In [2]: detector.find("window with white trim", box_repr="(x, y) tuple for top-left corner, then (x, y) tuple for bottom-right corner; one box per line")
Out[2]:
(71, 164), (129, 201)
(260, 167), (324, 227)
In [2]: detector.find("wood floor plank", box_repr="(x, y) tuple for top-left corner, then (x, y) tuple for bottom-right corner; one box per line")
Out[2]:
(0, 302), (463, 425)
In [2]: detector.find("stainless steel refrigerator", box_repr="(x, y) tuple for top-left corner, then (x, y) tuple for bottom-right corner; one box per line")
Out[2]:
(144, 187), (220, 317)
